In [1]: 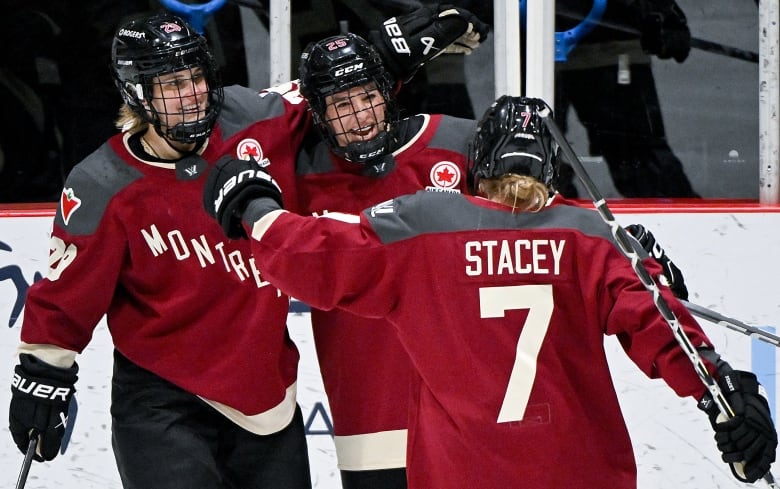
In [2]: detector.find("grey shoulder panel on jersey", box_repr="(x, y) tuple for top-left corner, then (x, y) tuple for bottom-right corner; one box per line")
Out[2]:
(295, 141), (336, 175)
(55, 144), (143, 235)
(365, 192), (622, 249)
(427, 115), (477, 153)
(218, 85), (286, 140)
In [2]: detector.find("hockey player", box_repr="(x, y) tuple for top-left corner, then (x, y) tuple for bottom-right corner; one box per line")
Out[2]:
(7, 8), (486, 489)
(203, 96), (777, 488)
(293, 32), (481, 489)
(553, 0), (700, 197)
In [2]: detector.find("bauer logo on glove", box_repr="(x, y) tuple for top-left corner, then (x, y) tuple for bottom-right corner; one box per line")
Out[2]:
(203, 156), (284, 239)
(11, 374), (72, 402)
(213, 166), (280, 217)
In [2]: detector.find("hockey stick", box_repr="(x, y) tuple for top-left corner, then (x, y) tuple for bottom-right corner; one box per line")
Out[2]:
(556, 12), (759, 64)
(15, 434), (37, 489)
(689, 37), (758, 64)
(682, 300), (780, 347)
(60, 394), (79, 454)
(538, 105), (779, 488)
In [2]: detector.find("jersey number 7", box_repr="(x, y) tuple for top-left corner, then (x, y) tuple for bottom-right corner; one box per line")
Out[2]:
(478, 284), (553, 423)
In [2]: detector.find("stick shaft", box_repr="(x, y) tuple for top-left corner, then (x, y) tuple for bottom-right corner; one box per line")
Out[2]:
(682, 300), (780, 346)
(556, 11), (759, 63)
(15, 436), (36, 489)
(690, 37), (758, 63)
(542, 110), (730, 413)
(539, 108), (778, 488)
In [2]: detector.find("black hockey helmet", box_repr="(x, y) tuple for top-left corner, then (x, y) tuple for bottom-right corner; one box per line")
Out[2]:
(298, 33), (398, 164)
(111, 11), (224, 143)
(468, 96), (558, 193)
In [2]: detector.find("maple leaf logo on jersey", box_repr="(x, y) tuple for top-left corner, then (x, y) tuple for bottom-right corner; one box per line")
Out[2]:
(428, 161), (461, 190)
(60, 188), (82, 225)
(236, 138), (270, 167)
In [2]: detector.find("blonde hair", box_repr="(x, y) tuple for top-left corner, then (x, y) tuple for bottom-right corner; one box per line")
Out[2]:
(115, 104), (148, 134)
(478, 173), (550, 212)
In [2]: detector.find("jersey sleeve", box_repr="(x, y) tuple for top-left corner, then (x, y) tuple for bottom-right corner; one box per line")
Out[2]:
(602, 252), (714, 399)
(248, 210), (397, 318)
(21, 154), (130, 354)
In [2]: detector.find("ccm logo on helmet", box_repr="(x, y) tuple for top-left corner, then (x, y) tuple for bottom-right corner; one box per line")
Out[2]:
(214, 170), (278, 213)
(12, 374), (71, 402)
(334, 62), (364, 77)
(382, 18), (410, 55)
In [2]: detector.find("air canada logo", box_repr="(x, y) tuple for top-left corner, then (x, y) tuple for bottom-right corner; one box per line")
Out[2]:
(60, 188), (82, 225)
(237, 139), (270, 167)
(429, 161), (461, 190)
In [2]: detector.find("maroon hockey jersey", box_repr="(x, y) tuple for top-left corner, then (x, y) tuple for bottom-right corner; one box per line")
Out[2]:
(294, 113), (475, 470)
(245, 191), (716, 488)
(20, 83), (309, 431)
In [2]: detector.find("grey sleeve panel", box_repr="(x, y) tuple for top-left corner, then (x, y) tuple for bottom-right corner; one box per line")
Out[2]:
(427, 116), (478, 153)
(365, 192), (629, 252)
(55, 144), (143, 235)
(218, 85), (286, 140)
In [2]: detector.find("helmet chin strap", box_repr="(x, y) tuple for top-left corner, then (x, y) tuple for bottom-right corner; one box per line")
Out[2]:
(149, 122), (205, 159)
(163, 134), (205, 157)
(152, 117), (208, 150)
(340, 129), (391, 164)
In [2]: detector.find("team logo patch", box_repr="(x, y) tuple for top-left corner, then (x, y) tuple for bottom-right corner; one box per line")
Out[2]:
(60, 188), (82, 225)
(160, 22), (182, 34)
(175, 154), (207, 180)
(236, 139), (270, 167)
(429, 161), (461, 190)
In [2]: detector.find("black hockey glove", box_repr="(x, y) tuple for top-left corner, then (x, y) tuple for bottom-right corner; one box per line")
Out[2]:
(10, 353), (78, 462)
(698, 366), (777, 483)
(368, 4), (490, 83)
(202, 156), (283, 239)
(638, 0), (691, 63)
(626, 224), (689, 300)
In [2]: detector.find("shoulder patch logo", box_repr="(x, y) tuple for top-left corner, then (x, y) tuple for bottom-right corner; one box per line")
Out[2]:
(175, 154), (207, 180)
(236, 138), (270, 167)
(60, 188), (82, 225)
(429, 161), (461, 190)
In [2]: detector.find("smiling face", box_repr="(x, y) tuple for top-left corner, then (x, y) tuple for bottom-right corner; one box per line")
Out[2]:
(322, 82), (388, 148)
(147, 66), (211, 137)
